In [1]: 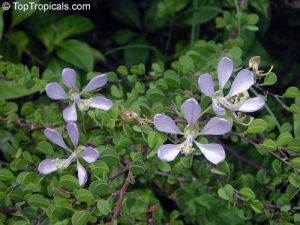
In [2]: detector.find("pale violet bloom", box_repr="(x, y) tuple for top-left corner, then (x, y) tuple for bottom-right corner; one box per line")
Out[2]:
(198, 57), (265, 115)
(154, 98), (231, 164)
(38, 122), (99, 186)
(45, 68), (113, 122)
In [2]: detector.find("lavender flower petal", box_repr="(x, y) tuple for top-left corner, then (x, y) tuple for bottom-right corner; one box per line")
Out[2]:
(157, 144), (181, 161)
(81, 74), (107, 94)
(181, 98), (201, 127)
(45, 82), (68, 100)
(89, 96), (113, 111)
(199, 117), (231, 135)
(227, 69), (254, 97)
(81, 146), (99, 163)
(44, 128), (68, 150)
(217, 57), (233, 91)
(64, 153), (77, 167)
(77, 161), (88, 186)
(62, 68), (77, 89)
(63, 103), (77, 122)
(66, 122), (79, 147)
(212, 99), (226, 115)
(194, 141), (225, 164)
(237, 96), (265, 112)
(154, 114), (183, 135)
(198, 74), (215, 97)
(38, 159), (58, 175)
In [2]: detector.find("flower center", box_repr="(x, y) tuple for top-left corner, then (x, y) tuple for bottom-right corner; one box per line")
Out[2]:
(228, 91), (249, 108)
(75, 145), (85, 157)
(78, 98), (92, 111)
(181, 125), (198, 155)
(215, 91), (249, 110)
(69, 90), (78, 99)
(181, 135), (195, 155)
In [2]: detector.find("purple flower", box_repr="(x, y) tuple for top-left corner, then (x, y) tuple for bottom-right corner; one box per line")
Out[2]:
(198, 57), (265, 115)
(38, 122), (99, 186)
(45, 68), (113, 122)
(154, 98), (231, 164)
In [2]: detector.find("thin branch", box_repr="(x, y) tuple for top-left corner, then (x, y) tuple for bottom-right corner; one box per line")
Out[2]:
(0, 116), (44, 131)
(109, 165), (130, 184)
(213, 137), (262, 170)
(110, 170), (134, 224)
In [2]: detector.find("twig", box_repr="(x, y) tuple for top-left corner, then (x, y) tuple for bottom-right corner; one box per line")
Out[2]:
(0, 116), (44, 131)
(256, 86), (289, 110)
(146, 205), (158, 225)
(109, 165), (130, 184)
(220, 139), (262, 170)
(249, 87), (281, 131)
(110, 170), (134, 224)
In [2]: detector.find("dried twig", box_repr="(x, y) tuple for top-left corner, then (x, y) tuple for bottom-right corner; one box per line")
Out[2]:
(109, 165), (130, 184)
(110, 170), (134, 224)
(0, 116), (44, 131)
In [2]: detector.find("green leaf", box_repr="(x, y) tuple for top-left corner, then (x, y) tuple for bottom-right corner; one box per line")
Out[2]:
(295, 113), (300, 137)
(157, 161), (171, 172)
(290, 157), (300, 169)
(179, 55), (195, 73)
(97, 198), (113, 216)
(289, 173), (300, 188)
(277, 132), (293, 146)
(0, 80), (41, 100)
(11, 0), (40, 27)
(35, 141), (54, 155)
(72, 211), (88, 225)
(111, 85), (124, 98)
(8, 31), (29, 56)
(261, 72), (277, 86)
(89, 181), (111, 196)
(210, 168), (226, 176)
(287, 139), (300, 152)
(91, 161), (109, 177)
(75, 189), (94, 204)
(247, 119), (267, 133)
(0, 169), (14, 181)
(57, 40), (94, 71)
(294, 214), (300, 223)
(147, 131), (163, 150)
(28, 194), (50, 208)
(180, 7), (221, 25)
(217, 184), (233, 201)
(164, 70), (180, 89)
(111, 0), (141, 28)
(117, 65), (128, 76)
(245, 25), (259, 31)
(260, 139), (277, 152)
(247, 13), (259, 25)
(239, 187), (256, 200)
(146, 88), (165, 102)
(55, 15), (93, 43)
(250, 200), (263, 213)
(283, 87), (300, 98)
(17, 172), (37, 185)
(130, 160), (145, 175)
(59, 175), (80, 190)
(100, 149), (120, 166)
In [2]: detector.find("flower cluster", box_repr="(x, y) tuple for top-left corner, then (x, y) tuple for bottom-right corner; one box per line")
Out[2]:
(154, 57), (265, 164)
(39, 69), (112, 185)
(40, 57), (265, 185)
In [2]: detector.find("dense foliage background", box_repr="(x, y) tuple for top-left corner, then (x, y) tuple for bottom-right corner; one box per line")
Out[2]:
(0, 0), (300, 224)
